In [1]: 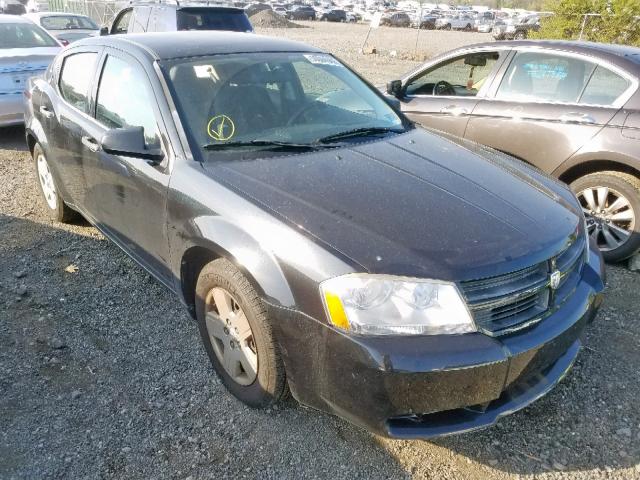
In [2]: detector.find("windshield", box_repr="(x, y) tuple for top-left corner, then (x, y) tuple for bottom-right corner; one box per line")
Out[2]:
(163, 52), (407, 157)
(176, 8), (253, 32)
(0, 22), (59, 48)
(40, 15), (98, 30)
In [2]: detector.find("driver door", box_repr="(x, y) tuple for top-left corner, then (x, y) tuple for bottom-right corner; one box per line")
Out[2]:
(399, 50), (508, 137)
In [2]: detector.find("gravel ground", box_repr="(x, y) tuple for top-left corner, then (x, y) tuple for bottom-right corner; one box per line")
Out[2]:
(1, 23), (640, 480)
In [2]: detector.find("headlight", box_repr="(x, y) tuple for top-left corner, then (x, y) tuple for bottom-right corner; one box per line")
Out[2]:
(320, 274), (476, 336)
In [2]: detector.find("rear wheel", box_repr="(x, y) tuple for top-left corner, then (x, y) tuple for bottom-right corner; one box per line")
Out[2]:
(514, 30), (527, 40)
(33, 144), (76, 223)
(195, 258), (287, 407)
(571, 172), (640, 262)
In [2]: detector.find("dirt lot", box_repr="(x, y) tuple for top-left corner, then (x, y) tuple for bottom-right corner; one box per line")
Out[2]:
(1, 23), (640, 480)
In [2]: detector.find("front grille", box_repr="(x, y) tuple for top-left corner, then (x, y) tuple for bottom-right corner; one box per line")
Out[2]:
(461, 235), (586, 336)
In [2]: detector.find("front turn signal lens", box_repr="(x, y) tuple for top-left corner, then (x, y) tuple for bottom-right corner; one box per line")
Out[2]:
(323, 291), (350, 330)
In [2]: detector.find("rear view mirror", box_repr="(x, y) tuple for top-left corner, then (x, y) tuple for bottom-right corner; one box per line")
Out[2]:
(464, 56), (487, 67)
(100, 26), (109, 36)
(101, 127), (164, 164)
(386, 79), (403, 97)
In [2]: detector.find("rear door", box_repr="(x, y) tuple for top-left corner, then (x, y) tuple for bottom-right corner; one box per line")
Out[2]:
(81, 49), (173, 283)
(399, 49), (508, 138)
(465, 49), (634, 173)
(47, 48), (101, 208)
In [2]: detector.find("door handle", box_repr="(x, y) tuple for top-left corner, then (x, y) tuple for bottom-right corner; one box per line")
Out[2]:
(440, 105), (469, 116)
(39, 105), (54, 119)
(559, 112), (596, 124)
(81, 136), (100, 153)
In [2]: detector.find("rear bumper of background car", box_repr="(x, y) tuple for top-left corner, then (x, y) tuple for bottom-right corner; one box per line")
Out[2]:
(270, 244), (605, 439)
(0, 94), (24, 127)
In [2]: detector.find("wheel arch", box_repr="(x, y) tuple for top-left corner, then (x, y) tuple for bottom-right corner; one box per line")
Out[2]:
(556, 159), (640, 186)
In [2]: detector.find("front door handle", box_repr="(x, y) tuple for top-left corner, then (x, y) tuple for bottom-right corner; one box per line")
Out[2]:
(559, 112), (596, 124)
(440, 105), (469, 116)
(81, 136), (100, 153)
(39, 105), (54, 119)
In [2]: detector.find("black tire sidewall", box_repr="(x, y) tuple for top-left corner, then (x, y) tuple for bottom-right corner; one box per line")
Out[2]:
(195, 259), (284, 407)
(571, 173), (640, 262)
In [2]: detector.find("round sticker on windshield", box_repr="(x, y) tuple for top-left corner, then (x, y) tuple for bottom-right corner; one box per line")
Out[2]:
(207, 115), (235, 141)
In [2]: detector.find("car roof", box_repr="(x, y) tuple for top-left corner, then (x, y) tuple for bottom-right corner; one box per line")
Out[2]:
(0, 13), (34, 24)
(461, 40), (640, 70)
(77, 31), (323, 60)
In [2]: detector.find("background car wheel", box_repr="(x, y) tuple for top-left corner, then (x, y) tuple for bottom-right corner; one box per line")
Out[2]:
(195, 258), (287, 408)
(445, 24), (451, 30)
(514, 31), (526, 40)
(571, 172), (640, 262)
(33, 144), (76, 223)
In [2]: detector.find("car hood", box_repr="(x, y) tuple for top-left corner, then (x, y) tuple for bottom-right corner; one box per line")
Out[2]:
(203, 128), (582, 281)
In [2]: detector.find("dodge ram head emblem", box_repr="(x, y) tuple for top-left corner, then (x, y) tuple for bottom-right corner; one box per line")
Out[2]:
(550, 270), (561, 290)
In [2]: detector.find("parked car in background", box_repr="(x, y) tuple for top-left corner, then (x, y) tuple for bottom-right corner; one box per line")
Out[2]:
(476, 17), (494, 33)
(107, 2), (253, 35)
(436, 13), (475, 30)
(24, 12), (100, 45)
(493, 15), (539, 40)
(345, 11), (359, 23)
(412, 11), (439, 30)
(380, 12), (411, 28)
(0, 14), (60, 126)
(0, 0), (26, 15)
(24, 31), (604, 440)
(386, 40), (640, 261)
(273, 6), (286, 16)
(285, 5), (315, 20)
(318, 9), (346, 22)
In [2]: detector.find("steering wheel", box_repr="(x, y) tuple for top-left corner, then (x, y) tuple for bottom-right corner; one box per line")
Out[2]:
(286, 92), (336, 126)
(433, 80), (456, 96)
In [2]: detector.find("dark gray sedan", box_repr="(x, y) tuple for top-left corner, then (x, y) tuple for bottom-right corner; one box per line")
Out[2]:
(387, 40), (640, 262)
(24, 32), (604, 439)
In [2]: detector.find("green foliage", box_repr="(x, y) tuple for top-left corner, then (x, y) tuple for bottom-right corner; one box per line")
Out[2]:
(533, 0), (640, 46)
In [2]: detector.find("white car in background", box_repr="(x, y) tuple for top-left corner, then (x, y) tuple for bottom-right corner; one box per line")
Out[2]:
(0, 14), (61, 126)
(24, 12), (99, 45)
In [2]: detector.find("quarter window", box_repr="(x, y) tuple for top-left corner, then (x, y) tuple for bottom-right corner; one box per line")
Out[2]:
(96, 56), (159, 147)
(579, 66), (630, 106)
(496, 52), (595, 104)
(406, 52), (501, 97)
(59, 52), (98, 112)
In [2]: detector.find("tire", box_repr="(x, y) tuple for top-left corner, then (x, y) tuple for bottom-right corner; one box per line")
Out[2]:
(465, 24), (471, 31)
(33, 143), (76, 223)
(570, 171), (640, 262)
(445, 24), (451, 30)
(514, 31), (526, 40)
(195, 258), (287, 408)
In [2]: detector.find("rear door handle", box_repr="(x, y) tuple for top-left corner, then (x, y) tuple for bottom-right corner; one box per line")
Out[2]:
(39, 106), (54, 119)
(559, 112), (596, 124)
(81, 136), (100, 153)
(440, 105), (469, 116)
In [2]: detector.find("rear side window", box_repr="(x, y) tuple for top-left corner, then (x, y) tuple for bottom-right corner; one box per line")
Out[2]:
(579, 66), (631, 106)
(176, 8), (252, 32)
(59, 52), (98, 112)
(497, 52), (595, 104)
(96, 56), (160, 147)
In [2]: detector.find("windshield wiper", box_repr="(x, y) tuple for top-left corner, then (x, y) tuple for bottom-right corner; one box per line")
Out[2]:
(315, 127), (405, 144)
(203, 140), (335, 151)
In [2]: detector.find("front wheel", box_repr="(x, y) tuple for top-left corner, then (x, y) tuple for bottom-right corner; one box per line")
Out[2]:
(571, 172), (640, 262)
(514, 30), (526, 40)
(33, 143), (76, 223)
(195, 258), (287, 407)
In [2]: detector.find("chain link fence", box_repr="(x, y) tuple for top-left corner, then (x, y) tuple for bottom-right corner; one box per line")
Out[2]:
(46, 0), (123, 26)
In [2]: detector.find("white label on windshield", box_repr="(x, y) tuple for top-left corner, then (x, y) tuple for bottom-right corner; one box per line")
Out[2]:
(303, 54), (342, 67)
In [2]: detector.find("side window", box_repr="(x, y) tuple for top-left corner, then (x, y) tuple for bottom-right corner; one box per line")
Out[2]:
(130, 6), (152, 33)
(96, 55), (160, 147)
(579, 66), (631, 106)
(406, 52), (501, 97)
(112, 9), (132, 34)
(59, 52), (98, 112)
(496, 52), (595, 104)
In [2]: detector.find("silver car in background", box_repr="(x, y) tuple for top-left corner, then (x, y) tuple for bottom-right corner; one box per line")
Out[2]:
(24, 12), (100, 46)
(0, 14), (60, 127)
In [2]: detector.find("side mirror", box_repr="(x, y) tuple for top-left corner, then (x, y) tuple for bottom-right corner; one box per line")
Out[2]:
(100, 26), (109, 36)
(101, 127), (164, 165)
(386, 79), (403, 98)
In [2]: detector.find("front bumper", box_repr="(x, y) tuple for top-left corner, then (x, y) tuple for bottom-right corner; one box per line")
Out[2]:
(0, 93), (25, 127)
(270, 245), (605, 439)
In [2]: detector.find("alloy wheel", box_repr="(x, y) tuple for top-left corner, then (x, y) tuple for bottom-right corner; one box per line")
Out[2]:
(205, 287), (258, 386)
(37, 153), (57, 210)
(578, 186), (635, 252)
